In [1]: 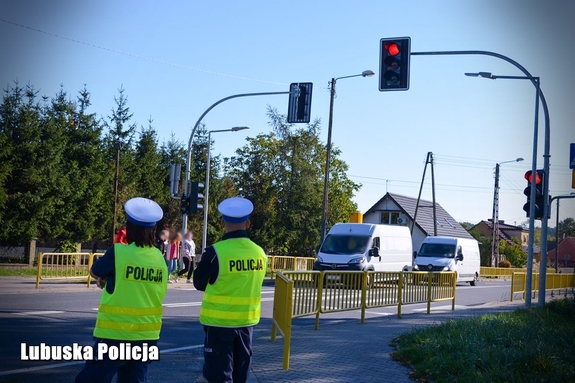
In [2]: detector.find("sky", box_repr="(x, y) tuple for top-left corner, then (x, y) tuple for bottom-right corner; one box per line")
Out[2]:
(1, 0), (574, 228)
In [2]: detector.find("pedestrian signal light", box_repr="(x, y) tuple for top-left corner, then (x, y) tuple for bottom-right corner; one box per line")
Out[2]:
(379, 37), (410, 91)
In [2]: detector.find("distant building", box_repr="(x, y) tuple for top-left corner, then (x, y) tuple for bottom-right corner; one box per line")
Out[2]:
(362, 192), (473, 252)
(547, 236), (575, 268)
(470, 220), (540, 261)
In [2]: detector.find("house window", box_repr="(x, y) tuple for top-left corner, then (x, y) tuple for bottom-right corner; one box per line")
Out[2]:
(381, 211), (400, 225)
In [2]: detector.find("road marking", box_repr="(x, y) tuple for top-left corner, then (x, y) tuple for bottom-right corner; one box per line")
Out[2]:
(162, 297), (274, 308)
(13, 311), (65, 316)
(412, 305), (464, 312)
(0, 344), (204, 376)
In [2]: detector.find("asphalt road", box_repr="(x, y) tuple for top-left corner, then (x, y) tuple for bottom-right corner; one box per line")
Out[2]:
(0, 278), (512, 377)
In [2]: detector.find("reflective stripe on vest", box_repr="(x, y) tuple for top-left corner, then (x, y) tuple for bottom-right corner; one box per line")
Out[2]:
(200, 238), (267, 327)
(94, 243), (168, 341)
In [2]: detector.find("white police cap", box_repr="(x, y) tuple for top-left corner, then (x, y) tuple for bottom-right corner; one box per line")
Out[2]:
(218, 197), (253, 223)
(124, 197), (163, 227)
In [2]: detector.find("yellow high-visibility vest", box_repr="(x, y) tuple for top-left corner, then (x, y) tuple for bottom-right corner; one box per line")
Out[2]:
(94, 243), (168, 340)
(200, 238), (267, 327)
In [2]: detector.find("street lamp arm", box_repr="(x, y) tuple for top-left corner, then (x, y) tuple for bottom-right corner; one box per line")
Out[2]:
(184, 91), (290, 198)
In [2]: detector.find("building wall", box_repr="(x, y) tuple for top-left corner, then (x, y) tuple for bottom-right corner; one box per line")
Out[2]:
(363, 205), (424, 255)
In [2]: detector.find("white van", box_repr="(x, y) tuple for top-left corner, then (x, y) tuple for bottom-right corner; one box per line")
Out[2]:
(412, 236), (480, 285)
(314, 223), (413, 272)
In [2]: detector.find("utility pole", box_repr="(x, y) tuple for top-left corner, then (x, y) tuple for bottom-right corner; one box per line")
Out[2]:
(490, 163), (500, 267)
(412, 152), (437, 235)
(112, 139), (120, 241)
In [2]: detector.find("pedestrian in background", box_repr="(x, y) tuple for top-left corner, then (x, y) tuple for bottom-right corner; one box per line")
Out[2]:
(176, 231), (196, 283)
(75, 197), (168, 383)
(166, 231), (181, 283)
(193, 197), (267, 383)
(114, 225), (127, 245)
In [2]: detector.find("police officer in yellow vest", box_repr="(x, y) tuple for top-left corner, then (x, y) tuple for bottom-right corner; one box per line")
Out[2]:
(76, 197), (168, 383)
(193, 197), (267, 383)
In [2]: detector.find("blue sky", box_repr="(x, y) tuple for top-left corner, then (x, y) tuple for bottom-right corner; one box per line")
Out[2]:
(1, 0), (574, 226)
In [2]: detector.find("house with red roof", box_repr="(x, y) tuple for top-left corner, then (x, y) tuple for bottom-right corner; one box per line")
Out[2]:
(547, 236), (575, 268)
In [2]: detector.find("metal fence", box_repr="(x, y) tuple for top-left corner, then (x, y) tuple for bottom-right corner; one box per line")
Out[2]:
(35, 252), (104, 288)
(272, 270), (457, 370)
(511, 272), (575, 301)
(481, 266), (556, 280)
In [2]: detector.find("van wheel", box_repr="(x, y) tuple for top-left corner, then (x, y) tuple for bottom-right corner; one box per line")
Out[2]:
(470, 280), (476, 286)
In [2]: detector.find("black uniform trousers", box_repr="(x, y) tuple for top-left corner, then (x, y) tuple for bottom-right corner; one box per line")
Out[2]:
(75, 339), (156, 383)
(203, 325), (253, 383)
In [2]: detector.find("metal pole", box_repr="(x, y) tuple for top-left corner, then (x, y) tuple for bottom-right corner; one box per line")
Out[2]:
(112, 139), (120, 242)
(525, 78), (540, 308)
(556, 198), (560, 272)
(490, 163), (500, 267)
(202, 131), (212, 252)
(320, 78), (336, 242)
(430, 152), (437, 236)
(412, 152), (430, 234)
(181, 90), (290, 257)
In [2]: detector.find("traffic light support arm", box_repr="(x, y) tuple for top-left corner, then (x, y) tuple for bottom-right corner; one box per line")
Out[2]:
(412, 50), (550, 308)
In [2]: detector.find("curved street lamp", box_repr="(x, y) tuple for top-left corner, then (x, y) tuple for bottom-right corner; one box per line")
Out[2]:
(202, 126), (249, 252)
(320, 70), (375, 242)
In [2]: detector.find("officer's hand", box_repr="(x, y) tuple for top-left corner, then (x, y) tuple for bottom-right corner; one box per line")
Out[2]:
(96, 277), (106, 289)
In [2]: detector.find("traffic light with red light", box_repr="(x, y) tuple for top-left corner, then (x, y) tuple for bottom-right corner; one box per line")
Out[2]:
(379, 37), (410, 91)
(522, 170), (545, 219)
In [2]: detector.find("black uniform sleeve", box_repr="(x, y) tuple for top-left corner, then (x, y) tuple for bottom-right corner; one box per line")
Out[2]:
(91, 247), (115, 278)
(193, 246), (219, 291)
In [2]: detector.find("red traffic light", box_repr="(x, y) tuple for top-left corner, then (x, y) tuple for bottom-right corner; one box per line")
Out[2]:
(524, 170), (541, 184)
(384, 42), (400, 56)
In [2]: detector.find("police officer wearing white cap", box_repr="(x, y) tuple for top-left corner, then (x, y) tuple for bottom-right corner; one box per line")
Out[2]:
(194, 197), (268, 383)
(76, 197), (168, 383)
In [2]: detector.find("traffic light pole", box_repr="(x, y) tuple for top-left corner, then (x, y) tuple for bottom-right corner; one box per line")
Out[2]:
(182, 90), (290, 256)
(411, 50), (550, 307)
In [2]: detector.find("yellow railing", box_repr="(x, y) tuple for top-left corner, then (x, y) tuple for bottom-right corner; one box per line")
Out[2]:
(271, 272), (293, 370)
(35, 252), (104, 288)
(272, 270), (457, 370)
(268, 256), (315, 277)
(511, 272), (575, 301)
(481, 266), (556, 279)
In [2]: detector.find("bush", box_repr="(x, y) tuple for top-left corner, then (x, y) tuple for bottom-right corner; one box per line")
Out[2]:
(547, 297), (575, 318)
(498, 259), (511, 268)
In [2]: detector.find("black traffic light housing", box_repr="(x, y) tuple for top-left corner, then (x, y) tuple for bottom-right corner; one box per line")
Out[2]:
(522, 170), (545, 220)
(287, 82), (313, 123)
(187, 181), (204, 215)
(379, 37), (411, 91)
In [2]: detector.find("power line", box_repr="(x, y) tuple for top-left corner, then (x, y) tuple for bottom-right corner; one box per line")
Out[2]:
(0, 18), (289, 87)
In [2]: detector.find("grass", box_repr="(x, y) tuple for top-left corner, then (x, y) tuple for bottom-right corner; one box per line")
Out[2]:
(391, 296), (575, 383)
(0, 266), (38, 276)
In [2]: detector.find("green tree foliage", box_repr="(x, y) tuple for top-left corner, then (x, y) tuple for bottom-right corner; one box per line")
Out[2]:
(229, 107), (360, 255)
(499, 237), (527, 267)
(0, 84), (360, 257)
(558, 217), (575, 239)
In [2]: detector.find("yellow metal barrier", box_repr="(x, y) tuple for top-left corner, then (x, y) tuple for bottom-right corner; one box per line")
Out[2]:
(36, 252), (104, 289)
(271, 272), (293, 370)
(272, 270), (457, 369)
(481, 267), (556, 280)
(510, 272), (575, 301)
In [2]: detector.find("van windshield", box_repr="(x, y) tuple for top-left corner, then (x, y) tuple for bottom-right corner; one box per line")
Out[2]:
(320, 235), (370, 255)
(418, 243), (457, 258)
